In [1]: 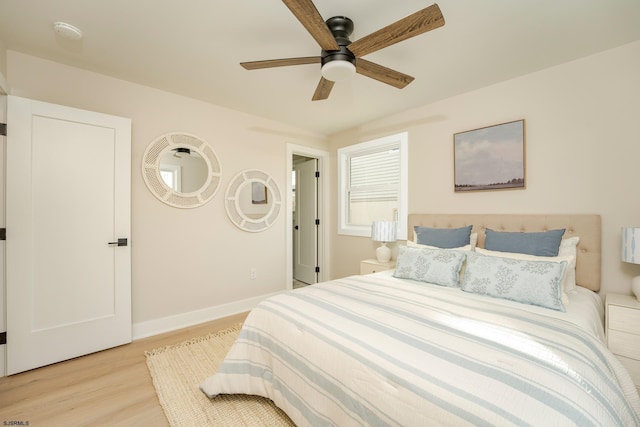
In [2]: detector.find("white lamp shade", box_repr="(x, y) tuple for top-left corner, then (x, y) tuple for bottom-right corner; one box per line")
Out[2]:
(622, 227), (640, 264)
(321, 60), (356, 82)
(371, 221), (397, 243)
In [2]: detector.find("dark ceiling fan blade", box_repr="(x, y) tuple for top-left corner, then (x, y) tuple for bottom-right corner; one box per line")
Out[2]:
(356, 59), (414, 89)
(312, 77), (335, 101)
(241, 56), (321, 70)
(282, 0), (340, 51)
(348, 3), (445, 57)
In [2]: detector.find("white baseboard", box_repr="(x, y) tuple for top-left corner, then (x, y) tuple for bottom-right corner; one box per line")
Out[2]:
(132, 292), (280, 340)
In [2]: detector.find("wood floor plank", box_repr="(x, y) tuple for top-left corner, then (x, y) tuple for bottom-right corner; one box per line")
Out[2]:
(0, 312), (248, 426)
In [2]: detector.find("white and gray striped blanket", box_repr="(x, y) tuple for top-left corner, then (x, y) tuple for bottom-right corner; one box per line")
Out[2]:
(201, 274), (640, 426)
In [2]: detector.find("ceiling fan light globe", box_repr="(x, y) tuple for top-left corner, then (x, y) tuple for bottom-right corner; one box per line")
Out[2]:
(321, 60), (356, 82)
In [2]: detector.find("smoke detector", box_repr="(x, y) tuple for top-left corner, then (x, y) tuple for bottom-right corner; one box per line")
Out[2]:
(53, 22), (83, 40)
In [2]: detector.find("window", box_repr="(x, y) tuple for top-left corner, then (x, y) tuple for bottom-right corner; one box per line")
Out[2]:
(338, 132), (408, 239)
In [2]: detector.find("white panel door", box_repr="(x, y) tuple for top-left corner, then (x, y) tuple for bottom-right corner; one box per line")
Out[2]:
(293, 158), (318, 284)
(6, 96), (131, 375)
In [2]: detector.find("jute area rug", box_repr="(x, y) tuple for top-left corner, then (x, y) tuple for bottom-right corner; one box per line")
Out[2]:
(145, 323), (295, 427)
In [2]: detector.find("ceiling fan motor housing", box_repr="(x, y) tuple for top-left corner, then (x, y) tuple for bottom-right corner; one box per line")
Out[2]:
(321, 16), (356, 67)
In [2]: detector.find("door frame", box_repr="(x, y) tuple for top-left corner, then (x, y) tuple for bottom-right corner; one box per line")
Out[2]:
(0, 73), (7, 377)
(286, 144), (329, 289)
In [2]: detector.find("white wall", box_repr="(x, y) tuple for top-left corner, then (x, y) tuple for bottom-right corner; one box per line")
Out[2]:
(329, 41), (640, 297)
(3, 38), (640, 346)
(4, 50), (328, 336)
(0, 39), (6, 79)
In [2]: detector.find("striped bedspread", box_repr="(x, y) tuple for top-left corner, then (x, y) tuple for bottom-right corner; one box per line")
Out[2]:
(201, 274), (640, 426)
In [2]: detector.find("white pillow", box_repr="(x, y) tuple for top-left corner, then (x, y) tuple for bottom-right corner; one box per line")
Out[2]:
(407, 240), (472, 251)
(557, 237), (580, 293)
(475, 247), (575, 305)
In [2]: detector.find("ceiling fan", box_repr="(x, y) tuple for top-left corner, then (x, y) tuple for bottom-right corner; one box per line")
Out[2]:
(240, 0), (445, 101)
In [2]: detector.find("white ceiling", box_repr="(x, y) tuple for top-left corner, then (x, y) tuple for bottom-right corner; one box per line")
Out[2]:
(1, 1), (639, 135)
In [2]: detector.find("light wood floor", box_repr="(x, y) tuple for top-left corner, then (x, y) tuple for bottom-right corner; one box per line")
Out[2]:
(0, 312), (248, 426)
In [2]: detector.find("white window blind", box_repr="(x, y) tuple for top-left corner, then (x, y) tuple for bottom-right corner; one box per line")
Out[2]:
(338, 133), (407, 239)
(349, 148), (399, 199)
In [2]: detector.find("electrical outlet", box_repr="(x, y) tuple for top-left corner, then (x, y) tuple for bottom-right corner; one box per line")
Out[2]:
(250, 268), (257, 279)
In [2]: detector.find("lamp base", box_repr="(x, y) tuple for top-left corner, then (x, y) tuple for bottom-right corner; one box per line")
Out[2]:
(632, 276), (640, 301)
(376, 243), (391, 263)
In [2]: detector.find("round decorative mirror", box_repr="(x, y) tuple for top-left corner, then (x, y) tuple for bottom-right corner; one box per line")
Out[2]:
(225, 169), (282, 232)
(142, 133), (222, 208)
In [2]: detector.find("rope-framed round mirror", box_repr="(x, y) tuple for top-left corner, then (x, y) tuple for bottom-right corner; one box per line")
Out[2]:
(225, 169), (282, 232)
(142, 132), (222, 208)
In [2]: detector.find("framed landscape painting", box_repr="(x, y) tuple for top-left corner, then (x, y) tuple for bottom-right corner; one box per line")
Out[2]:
(454, 119), (525, 192)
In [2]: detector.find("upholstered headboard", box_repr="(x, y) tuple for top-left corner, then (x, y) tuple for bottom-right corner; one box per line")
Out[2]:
(408, 214), (602, 292)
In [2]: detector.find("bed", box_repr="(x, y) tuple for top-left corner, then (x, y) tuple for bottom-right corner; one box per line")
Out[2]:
(201, 214), (640, 426)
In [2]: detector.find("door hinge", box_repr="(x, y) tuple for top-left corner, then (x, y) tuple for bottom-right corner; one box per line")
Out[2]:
(315, 266), (320, 273)
(0, 123), (6, 136)
(0, 228), (5, 240)
(315, 219), (320, 226)
(315, 171), (320, 178)
(0, 331), (6, 345)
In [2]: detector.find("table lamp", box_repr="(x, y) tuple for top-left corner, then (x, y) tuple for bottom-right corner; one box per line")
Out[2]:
(622, 226), (640, 300)
(371, 220), (397, 263)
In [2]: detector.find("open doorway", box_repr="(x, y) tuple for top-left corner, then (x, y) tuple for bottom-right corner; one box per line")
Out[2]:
(292, 155), (318, 288)
(286, 144), (329, 290)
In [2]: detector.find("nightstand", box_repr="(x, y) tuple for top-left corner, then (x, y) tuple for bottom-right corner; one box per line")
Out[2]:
(360, 259), (396, 275)
(606, 293), (640, 389)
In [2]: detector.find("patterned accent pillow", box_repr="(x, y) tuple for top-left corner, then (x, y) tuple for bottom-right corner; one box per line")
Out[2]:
(393, 245), (466, 287)
(475, 247), (574, 306)
(461, 252), (567, 311)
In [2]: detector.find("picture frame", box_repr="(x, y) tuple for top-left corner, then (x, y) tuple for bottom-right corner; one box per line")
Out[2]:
(454, 119), (525, 192)
(251, 182), (268, 204)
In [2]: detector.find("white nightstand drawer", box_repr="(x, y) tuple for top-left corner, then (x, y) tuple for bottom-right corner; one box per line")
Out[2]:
(616, 355), (640, 387)
(608, 329), (640, 360)
(360, 259), (396, 275)
(609, 305), (640, 335)
(360, 264), (382, 275)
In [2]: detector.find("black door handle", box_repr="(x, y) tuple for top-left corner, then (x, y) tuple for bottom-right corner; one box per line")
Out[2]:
(294, 225), (299, 230)
(108, 238), (128, 247)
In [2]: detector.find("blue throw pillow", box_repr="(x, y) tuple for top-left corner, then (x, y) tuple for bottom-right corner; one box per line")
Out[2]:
(484, 228), (565, 257)
(414, 225), (472, 249)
